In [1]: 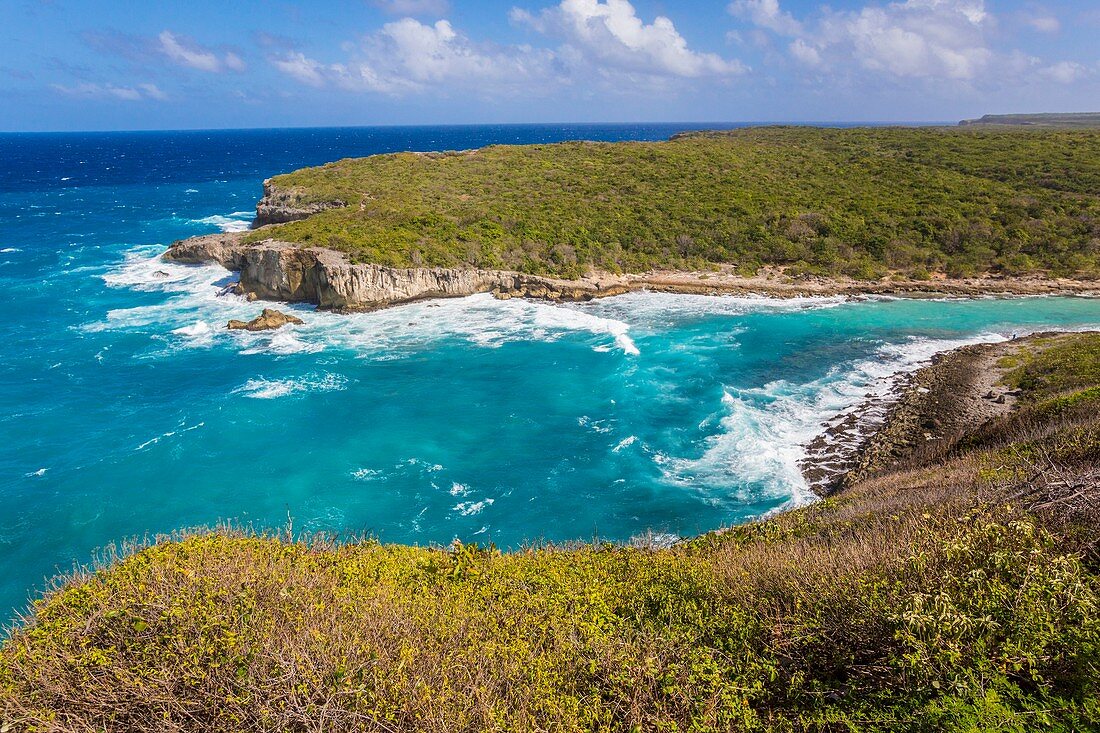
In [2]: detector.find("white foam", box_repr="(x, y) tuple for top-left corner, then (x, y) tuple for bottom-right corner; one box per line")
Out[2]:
(238, 327), (322, 356)
(657, 331), (1010, 515)
(613, 435), (638, 452)
(171, 321), (215, 348)
(233, 373), (348, 400)
(576, 291), (849, 327)
(454, 498), (494, 516)
(25, 468), (48, 477)
(190, 212), (252, 233)
(449, 482), (471, 497)
(135, 421), (204, 451)
(0, 247), (20, 253)
(310, 293), (642, 357)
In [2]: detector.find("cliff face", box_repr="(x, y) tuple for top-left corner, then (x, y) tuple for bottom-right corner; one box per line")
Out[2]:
(252, 180), (346, 227)
(163, 233), (623, 311)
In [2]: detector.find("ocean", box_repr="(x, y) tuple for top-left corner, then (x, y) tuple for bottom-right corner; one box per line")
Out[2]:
(1, 123), (1099, 623)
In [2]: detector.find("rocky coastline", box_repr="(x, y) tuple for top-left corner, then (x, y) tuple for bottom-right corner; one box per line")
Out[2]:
(162, 229), (1100, 313)
(798, 333), (1077, 495)
(158, 178), (1100, 312)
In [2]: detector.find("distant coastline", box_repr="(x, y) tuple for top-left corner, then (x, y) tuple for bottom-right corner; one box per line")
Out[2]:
(163, 123), (1100, 311)
(165, 229), (1100, 312)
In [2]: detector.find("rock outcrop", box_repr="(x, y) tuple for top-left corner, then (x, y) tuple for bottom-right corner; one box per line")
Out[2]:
(253, 180), (345, 227)
(163, 232), (250, 270)
(227, 308), (305, 331)
(163, 233), (625, 311)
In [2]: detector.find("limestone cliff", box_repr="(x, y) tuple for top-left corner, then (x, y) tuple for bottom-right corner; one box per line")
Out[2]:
(253, 180), (346, 227)
(163, 232), (625, 311)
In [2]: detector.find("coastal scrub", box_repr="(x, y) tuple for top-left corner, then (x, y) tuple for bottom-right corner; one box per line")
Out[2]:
(244, 127), (1100, 281)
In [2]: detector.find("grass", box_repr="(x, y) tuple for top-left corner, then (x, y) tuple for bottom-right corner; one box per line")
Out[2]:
(3, 333), (1100, 731)
(243, 126), (1100, 281)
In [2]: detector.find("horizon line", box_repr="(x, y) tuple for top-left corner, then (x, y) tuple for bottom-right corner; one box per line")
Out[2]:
(0, 119), (958, 135)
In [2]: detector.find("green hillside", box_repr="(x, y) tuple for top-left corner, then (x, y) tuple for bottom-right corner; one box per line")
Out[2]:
(245, 126), (1100, 281)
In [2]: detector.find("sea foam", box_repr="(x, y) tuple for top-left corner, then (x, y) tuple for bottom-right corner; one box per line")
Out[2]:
(656, 330), (1009, 515)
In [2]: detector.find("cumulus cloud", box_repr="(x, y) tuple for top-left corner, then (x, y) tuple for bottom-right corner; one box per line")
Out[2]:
(513, 0), (745, 78)
(728, 0), (802, 36)
(371, 0), (449, 15)
(270, 2), (742, 97)
(52, 82), (167, 101)
(729, 0), (1087, 85)
(271, 52), (328, 87)
(272, 19), (552, 94)
(833, 0), (992, 80)
(158, 31), (246, 73)
(1039, 61), (1087, 84)
(788, 38), (821, 67)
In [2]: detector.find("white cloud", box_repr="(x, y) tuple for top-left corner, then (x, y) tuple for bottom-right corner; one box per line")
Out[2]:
(371, 0), (449, 15)
(728, 0), (801, 36)
(272, 19), (553, 94)
(733, 0), (997, 81)
(1025, 15), (1060, 33)
(158, 31), (245, 73)
(1040, 61), (1087, 84)
(838, 1), (992, 80)
(137, 82), (169, 100)
(788, 38), (821, 66)
(52, 82), (167, 101)
(272, 52), (329, 87)
(513, 0), (746, 78)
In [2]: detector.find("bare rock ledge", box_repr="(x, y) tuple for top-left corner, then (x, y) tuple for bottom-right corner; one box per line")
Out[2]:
(163, 232), (626, 311)
(227, 308), (305, 331)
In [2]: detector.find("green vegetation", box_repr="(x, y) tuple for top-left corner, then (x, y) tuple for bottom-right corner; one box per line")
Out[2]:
(1000, 332), (1100, 398)
(246, 127), (1100, 280)
(3, 333), (1100, 731)
(960, 113), (1100, 129)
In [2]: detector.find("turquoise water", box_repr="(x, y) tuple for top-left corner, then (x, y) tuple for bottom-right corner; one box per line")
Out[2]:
(2, 127), (1099, 624)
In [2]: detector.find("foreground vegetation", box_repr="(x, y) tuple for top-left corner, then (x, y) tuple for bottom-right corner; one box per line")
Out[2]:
(2, 332), (1099, 731)
(246, 126), (1100, 280)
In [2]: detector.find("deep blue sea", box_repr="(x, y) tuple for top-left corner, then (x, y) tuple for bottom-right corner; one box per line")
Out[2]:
(1, 123), (1099, 624)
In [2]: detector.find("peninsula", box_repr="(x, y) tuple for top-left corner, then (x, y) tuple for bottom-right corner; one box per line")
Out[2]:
(164, 126), (1100, 310)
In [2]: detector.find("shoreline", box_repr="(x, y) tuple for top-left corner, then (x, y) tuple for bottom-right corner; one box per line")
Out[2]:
(164, 231), (1100, 312)
(797, 331), (1089, 497)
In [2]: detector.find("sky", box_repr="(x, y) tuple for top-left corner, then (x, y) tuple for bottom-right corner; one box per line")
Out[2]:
(1, 0), (1098, 131)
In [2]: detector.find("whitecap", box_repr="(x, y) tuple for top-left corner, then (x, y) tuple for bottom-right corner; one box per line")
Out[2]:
(171, 321), (215, 347)
(233, 373), (348, 400)
(190, 213), (252, 233)
(453, 498), (494, 516)
(25, 468), (48, 477)
(449, 482), (471, 497)
(612, 435), (638, 452)
(0, 247), (20, 253)
(135, 421), (204, 451)
(656, 330), (1011, 515)
(238, 327), (322, 356)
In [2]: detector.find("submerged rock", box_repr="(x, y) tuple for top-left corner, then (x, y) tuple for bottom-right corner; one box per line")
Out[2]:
(227, 308), (304, 332)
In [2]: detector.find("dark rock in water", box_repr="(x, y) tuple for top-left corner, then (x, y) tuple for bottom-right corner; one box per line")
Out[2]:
(153, 270), (171, 279)
(217, 281), (242, 297)
(227, 308), (305, 332)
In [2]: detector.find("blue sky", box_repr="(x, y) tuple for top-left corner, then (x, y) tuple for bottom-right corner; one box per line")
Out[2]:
(2, 0), (1098, 130)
